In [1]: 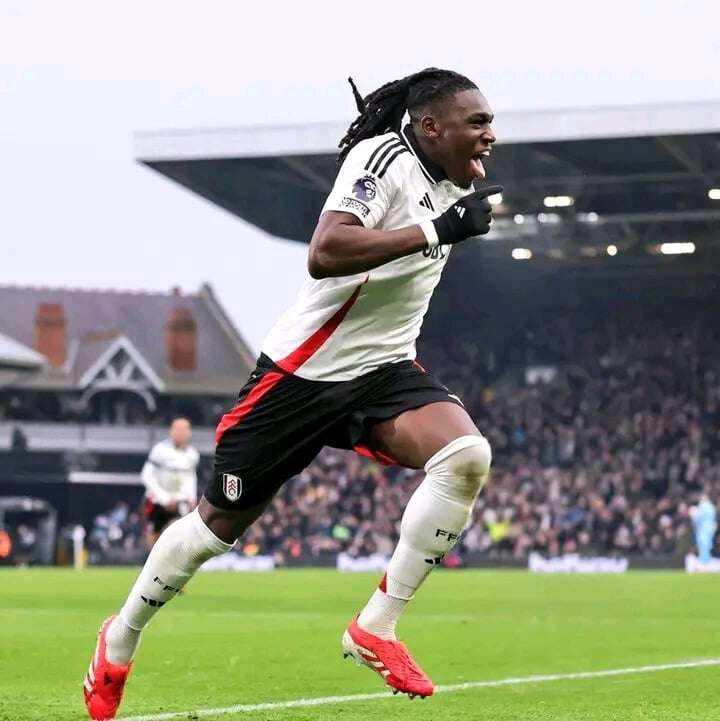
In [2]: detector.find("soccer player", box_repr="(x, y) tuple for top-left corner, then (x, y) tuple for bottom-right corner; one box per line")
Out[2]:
(83, 67), (500, 719)
(141, 417), (199, 548)
(691, 493), (717, 565)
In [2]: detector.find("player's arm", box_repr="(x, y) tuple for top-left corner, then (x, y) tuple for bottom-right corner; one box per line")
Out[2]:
(308, 212), (426, 278)
(307, 136), (502, 278)
(140, 447), (172, 507)
(309, 181), (502, 278)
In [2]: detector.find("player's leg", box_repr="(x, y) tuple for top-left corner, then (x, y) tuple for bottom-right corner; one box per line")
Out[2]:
(143, 502), (176, 550)
(142, 500), (160, 549)
(145, 528), (159, 549)
(83, 496), (269, 720)
(84, 356), (336, 719)
(696, 529), (713, 564)
(343, 401), (490, 697)
(358, 401), (489, 636)
(105, 496), (268, 660)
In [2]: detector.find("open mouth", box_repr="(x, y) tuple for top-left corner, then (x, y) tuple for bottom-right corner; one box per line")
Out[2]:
(468, 149), (490, 179)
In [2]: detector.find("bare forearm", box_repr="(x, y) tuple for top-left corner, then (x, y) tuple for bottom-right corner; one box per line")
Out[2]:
(309, 222), (428, 278)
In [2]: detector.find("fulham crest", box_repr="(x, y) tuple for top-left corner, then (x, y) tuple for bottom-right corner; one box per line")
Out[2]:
(222, 473), (242, 502)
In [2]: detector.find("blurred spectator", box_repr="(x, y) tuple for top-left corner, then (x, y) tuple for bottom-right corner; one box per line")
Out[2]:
(88, 502), (145, 564)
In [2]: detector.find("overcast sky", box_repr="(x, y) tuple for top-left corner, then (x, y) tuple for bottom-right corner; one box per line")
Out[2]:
(2, 0), (719, 351)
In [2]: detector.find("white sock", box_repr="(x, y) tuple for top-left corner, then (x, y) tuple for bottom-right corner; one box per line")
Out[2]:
(106, 615), (142, 666)
(356, 584), (409, 640)
(106, 509), (232, 665)
(357, 436), (491, 640)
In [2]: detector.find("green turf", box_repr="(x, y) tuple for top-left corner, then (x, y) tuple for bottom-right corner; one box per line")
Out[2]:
(1, 568), (719, 721)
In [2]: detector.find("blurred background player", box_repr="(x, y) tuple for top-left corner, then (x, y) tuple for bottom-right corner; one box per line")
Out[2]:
(141, 417), (199, 548)
(83, 67), (500, 719)
(690, 493), (717, 565)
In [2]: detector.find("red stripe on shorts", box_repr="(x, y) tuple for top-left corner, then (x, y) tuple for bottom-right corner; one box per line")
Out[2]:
(353, 443), (399, 466)
(215, 281), (366, 444)
(215, 371), (284, 444)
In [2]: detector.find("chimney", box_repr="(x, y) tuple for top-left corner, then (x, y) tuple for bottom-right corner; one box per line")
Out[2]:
(166, 306), (197, 371)
(35, 303), (66, 367)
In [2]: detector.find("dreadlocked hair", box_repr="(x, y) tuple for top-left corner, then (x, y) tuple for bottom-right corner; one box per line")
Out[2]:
(337, 68), (477, 164)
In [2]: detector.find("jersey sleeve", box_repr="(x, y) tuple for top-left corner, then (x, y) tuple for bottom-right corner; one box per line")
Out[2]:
(141, 443), (171, 505)
(321, 137), (404, 229)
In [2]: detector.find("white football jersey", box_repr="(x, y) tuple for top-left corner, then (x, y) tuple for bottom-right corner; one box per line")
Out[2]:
(261, 125), (474, 381)
(141, 438), (199, 506)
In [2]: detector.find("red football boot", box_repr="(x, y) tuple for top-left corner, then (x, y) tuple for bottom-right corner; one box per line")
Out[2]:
(83, 616), (133, 720)
(342, 619), (435, 699)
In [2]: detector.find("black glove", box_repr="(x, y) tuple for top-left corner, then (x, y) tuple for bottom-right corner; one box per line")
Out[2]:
(432, 184), (503, 245)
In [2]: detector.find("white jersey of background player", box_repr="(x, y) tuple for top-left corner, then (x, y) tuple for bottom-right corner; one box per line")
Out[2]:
(142, 432), (199, 510)
(140, 418), (199, 548)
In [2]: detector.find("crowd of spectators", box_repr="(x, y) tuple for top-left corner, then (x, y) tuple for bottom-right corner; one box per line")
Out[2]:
(87, 301), (720, 564)
(87, 502), (146, 564)
(243, 302), (720, 562)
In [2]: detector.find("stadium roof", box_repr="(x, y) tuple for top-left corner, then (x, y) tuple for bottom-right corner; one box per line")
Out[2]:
(135, 100), (720, 271)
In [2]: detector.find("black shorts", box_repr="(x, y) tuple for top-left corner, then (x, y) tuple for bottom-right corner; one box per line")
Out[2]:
(206, 353), (463, 510)
(143, 499), (180, 534)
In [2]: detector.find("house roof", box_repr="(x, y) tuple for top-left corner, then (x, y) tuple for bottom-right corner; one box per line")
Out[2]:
(0, 283), (254, 395)
(0, 332), (45, 369)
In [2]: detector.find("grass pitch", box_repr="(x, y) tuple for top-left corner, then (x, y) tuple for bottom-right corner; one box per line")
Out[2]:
(1, 568), (719, 721)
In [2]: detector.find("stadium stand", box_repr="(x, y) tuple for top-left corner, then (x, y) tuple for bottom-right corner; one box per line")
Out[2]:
(3, 103), (720, 567)
(229, 295), (720, 563)
(76, 289), (720, 566)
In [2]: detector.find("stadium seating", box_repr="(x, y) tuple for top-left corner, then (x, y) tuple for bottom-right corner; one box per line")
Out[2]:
(80, 301), (720, 564)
